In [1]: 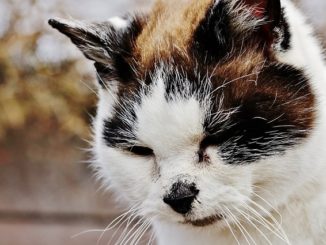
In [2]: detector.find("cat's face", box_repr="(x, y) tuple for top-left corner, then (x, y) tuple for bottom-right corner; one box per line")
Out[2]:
(50, 0), (315, 228)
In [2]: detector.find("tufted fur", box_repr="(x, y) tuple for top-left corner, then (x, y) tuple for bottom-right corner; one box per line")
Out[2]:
(49, 0), (326, 244)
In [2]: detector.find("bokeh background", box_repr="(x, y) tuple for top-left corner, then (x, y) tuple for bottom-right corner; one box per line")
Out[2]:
(0, 0), (325, 244)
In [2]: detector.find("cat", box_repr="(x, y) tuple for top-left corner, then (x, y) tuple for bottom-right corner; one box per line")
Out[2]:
(49, 0), (326, 244)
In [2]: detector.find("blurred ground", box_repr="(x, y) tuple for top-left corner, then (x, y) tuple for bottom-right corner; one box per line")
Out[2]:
(0, 0), (325, 245)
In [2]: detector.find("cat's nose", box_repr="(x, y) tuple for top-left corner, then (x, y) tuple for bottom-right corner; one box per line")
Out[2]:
(163, 182), (199, 215)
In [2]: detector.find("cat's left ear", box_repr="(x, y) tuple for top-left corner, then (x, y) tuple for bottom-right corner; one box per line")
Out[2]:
(194, 0), (289, 61)
(242, 0), (281, 27)
(241, 0), (288, 50)
(48, 16), (144, 88)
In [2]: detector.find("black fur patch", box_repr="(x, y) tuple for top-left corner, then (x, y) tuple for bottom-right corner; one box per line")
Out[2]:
(202, 65), (314, 164)
(101, 17), (144, 84)
(163, 66), (207, 102)
(192, 1), (231, 63)
(103, 108), (136, 148)
(102, 91), (140, 148)
(191, 0), (291, 61)
(279, 9), (291, 51)
(103, 109), (137, 148)
(49, 16), (144, 89)
(102, 81), (152, 149)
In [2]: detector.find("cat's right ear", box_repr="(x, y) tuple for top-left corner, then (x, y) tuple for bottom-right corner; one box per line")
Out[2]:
(48, 16), (144, 88)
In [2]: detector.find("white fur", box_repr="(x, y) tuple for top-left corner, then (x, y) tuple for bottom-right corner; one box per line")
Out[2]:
(93, 0), (326, 244)
(108, 16), (129, 29)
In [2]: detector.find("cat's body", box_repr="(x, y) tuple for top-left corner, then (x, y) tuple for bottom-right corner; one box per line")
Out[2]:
(49, 0), (326, 244)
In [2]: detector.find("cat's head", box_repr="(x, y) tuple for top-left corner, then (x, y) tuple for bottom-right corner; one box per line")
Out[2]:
(50, 0), (316, 228)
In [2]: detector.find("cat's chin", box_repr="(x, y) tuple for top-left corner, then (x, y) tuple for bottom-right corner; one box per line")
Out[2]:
(151, 211), (225, 228)
(182, 213), (225, 227)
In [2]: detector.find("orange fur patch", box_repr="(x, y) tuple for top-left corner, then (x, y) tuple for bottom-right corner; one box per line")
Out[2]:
(135, 0), (214, 67)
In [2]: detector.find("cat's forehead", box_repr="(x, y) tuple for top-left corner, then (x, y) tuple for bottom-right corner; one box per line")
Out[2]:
(133, 0), (268, 75)
(136, 76), (206, 155)
(135, 0), (214, 67)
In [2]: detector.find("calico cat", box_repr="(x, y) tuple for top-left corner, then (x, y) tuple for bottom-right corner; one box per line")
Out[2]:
(49, 0), (326, 244)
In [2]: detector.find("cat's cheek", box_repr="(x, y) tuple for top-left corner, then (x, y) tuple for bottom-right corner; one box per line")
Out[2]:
(96, 147), (154, 203)
(198, 147), (254, 204)
(196, 163), (253, 208)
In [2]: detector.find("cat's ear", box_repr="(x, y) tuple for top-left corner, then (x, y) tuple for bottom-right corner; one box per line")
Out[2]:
(48, 16), (144, 87)
(48, 17), (124, 64)
(193, 0), (287, 61)
(240, 0), (284, 46)
(241, 0), (281, 26)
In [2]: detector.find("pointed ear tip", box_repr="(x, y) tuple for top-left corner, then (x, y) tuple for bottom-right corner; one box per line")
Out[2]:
(48, 18), (63, 29)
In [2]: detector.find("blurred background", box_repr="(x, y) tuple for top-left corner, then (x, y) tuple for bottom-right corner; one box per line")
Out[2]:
(0, 0), (325, 244)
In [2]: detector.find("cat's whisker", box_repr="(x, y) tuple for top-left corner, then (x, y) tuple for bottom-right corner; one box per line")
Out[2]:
(120, 222), (144, 245)
(240, 201), (291, 244)
(245, 199), (288, 237)
(116, 216), (146, 245)
(119, 216), (153, 245)
(107, 214), (134, 245)
(106, 216), (131, 245)
(94, 204), (140, 245)
(147, 230), (156, 245)
(235, 206), (274, 245)
(71, 229), (109, 239)
(71, 205), (139, 241)
(125, 219), (149, 245)
(223, 208), (241, 245)
(229, 210), (257, 245)
(130, 219), (153, 245)
(235, 204), (289, 244)
(109, 209), (141, 245)
(95, 71), (110, 90)
(223, 206), (255, 245)
(241, 201), (282, 231)
(250, 186), (283, 223)
(80, 79), (99, 97)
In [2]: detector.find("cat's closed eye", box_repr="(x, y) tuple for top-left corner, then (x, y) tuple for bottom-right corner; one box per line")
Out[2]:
(127, 146), (154, 156)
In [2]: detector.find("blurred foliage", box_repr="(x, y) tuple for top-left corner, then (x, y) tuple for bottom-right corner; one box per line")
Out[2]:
(0, 1), (97, 142)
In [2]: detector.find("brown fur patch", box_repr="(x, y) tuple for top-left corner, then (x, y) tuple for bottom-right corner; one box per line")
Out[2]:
(135, 0), (214, 67)
(210, 49), (315, 131)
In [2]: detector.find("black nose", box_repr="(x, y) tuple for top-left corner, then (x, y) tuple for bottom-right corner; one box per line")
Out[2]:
(163, 182), (199, 215)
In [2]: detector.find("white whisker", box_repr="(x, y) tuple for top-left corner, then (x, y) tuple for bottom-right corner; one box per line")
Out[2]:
(147, 230), (156, 245)
(223, 207), (241, 245)
(130, 219), (152, 245)
(224, 206), (256, 245)
(80, 79), (99, 96)
(117, 217), (145, 245)
(109, 211), (140, 245)
(235, 206), (273, 245)
(245, 199), (290, 244)
(239, 201), (290, 245)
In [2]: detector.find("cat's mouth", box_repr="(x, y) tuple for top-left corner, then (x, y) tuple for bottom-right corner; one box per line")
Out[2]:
(183, 214), (224, 227)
